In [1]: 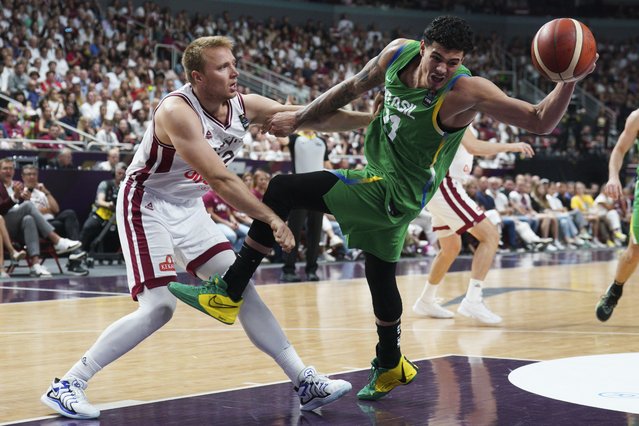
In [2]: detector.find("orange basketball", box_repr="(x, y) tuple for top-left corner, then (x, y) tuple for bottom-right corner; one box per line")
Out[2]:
(531, 18), (597, 82)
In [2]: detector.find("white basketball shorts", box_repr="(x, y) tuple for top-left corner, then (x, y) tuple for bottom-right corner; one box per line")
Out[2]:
(117, 184), (232, 300)
(426, 176), (486, 238)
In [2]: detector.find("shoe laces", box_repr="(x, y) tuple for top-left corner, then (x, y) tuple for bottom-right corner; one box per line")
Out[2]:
(298, 371), (331, 399)
(366, 361), (382, 382)
(56, 378), (89, 404)
(202, 275), (227, 292)
(601, 293), (618, 308)
(366, 366), (376, 382)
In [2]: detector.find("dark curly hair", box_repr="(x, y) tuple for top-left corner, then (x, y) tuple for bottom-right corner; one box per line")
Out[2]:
(422, 16), (474, 54)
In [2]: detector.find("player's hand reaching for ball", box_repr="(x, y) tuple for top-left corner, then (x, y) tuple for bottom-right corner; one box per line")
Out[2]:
(574, 53), (599, 82)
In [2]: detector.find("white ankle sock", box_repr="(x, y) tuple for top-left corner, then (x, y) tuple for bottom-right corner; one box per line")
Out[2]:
(466, 279), (483, 302)
(64, 353), (103, 383)
(274, 344), (306, 387)
(418, 282), (438, 302)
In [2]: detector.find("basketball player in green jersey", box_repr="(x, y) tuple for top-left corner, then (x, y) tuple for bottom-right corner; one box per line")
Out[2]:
(169, 16), (596, 401)
(596, 108), (639, 321)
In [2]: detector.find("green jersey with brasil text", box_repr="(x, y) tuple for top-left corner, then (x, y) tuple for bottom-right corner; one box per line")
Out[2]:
(323, 40), (471, 261)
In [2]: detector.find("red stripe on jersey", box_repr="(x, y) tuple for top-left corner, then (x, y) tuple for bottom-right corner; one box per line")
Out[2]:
(122, 181), (141, 289)
(456, 213), (485, 235)
(154, 137), (176, 173)
(166, 92), (198, 116)
(194, 93), (233, 129)
(130, 186), (155, 284)
(441, 176), (482, 223)
(153, 133), (175, 150)
(130, 133), (167, 188)
(439, 178), (474, 227)
(123, 155), (157, 301)
(236, 93), (246, 115)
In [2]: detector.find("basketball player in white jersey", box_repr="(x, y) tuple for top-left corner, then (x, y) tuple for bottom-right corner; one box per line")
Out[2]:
(42, 36), (374, 419)
(413, 124), (534, 324)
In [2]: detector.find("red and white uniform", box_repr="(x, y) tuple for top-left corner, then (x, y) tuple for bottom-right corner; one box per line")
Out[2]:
(117, 84), (249, 299)
(426, 126), (486, 237)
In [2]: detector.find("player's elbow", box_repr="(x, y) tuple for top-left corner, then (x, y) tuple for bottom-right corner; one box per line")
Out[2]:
(536, 125), (556, 135)
(525, 119), (555, 135)
(529, 107), (559, 135)
(525, 113), (552, 134)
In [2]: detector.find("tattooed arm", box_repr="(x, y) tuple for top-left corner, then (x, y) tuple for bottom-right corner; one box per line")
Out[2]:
(266, 39), (409, 137)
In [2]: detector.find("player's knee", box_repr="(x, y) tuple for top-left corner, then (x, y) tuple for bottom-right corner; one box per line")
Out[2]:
(374, 298), (402, 323)
(483, 228), (501, 250)
(139, 287), (177, 326)
(263, 174), (287, 202)
(440, 236), (462, 257)
(151, 299), (176, 325)
(262, 174), (294, 217)
(474, 222), (500, 249)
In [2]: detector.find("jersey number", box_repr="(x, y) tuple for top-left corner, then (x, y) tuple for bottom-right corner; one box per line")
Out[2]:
(219, 150), (235, 164)
(383, 109), (401, 142)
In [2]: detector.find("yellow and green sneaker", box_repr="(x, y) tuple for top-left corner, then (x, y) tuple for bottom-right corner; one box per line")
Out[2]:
(356, 355), (418, 400)
(168, 274), (243, 325)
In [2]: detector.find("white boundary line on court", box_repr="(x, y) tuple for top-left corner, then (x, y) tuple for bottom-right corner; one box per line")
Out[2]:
(3, 325), (639, 337)
(0, 285), (124, 296)
(1, 353), (470, 425)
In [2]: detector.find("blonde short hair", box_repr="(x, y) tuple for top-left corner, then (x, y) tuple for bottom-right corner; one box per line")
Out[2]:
(182, 36), (234, 84)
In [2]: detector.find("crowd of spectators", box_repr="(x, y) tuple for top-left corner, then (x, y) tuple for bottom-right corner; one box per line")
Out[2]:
(405, 173), (632, 258)
(325, 0), (639, 19)
(0, 1), (636, 275)
(0, 1), (636, 162)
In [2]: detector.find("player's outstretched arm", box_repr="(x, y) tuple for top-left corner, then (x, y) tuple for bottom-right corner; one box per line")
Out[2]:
(266, 39), (408, 136)
(299, 91), (386, 132)
(452, 76), (576, 136)
(244, 94), (374, 133)
(461, 127), (534, 158)
(605, 109), (639, 200)
(156, 97), (295, 251)
(453, 54), (597, 135)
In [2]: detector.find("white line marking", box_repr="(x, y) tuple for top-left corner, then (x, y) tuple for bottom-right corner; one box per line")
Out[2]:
(0, 353), (538, 425)
(0, 285), (124, 296)
(3, 326), (634, 338)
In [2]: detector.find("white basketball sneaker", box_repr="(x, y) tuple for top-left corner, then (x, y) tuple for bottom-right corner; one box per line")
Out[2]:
(41, 377), (100, 419)
(412, 298), (454, 318)
(457, 297), (502, 324)
(296, 366), (352, 411)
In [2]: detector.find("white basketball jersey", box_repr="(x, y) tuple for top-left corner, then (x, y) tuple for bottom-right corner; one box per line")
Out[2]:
(447, 125), (477, 183)
(124, 84), (249, 201)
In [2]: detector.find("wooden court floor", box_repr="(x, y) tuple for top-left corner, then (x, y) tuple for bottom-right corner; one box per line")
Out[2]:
(1, 250), (637, 424)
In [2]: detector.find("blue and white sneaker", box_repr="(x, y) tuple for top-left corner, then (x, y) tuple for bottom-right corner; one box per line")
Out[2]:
(296, 366), (352, 411)
(41, 377), (100, 419)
